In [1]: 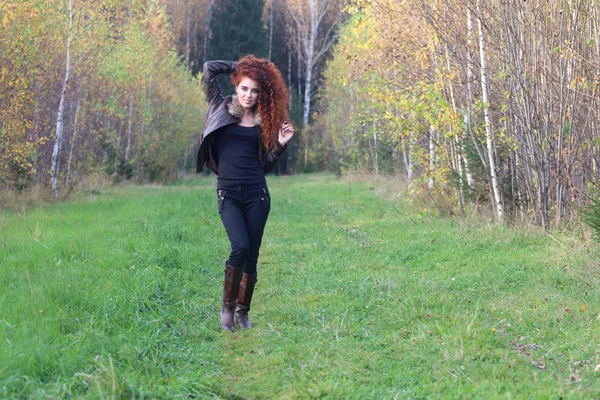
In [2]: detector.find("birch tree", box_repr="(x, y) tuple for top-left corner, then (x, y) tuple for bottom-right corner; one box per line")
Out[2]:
(0, 0), (207, 192)
(317, 0), (600, 225)
(476, 0), (503, 220)
(285, 0), (344, 128)
(50, 0), (73, 196)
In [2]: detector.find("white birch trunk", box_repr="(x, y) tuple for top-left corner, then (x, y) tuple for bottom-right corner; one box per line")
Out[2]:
(51, 0), (73, 197)
(464, 0), (476, 189)
(408, 132), (415, 182)
(444, 43), (471, 190)
(477, 0), (504, 220)
(303, 59), (311, 124)
(373, 124), (379, 175)
(125, 98), (133, 162)
(297, 37), (302, 107)
(401, 135), (409, 178)
(288, 0), (340, 128)
(429, 125), (436, 189)
(302, 0), (317, 128)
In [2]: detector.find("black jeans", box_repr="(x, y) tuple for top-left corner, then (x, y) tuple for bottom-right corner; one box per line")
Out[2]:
(217, 185), (270, 275)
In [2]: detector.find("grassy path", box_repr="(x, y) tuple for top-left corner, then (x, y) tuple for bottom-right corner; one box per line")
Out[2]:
(1, 174), (599, 398)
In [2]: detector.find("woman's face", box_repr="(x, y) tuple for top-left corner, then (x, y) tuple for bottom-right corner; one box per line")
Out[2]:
(236, 77), (260, 110)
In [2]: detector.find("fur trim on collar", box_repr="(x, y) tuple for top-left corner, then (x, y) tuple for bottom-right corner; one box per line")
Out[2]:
(228, 95), (261, 126)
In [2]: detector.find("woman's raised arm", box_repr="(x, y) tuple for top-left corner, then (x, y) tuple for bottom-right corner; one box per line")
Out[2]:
(202, 60), (237, 105)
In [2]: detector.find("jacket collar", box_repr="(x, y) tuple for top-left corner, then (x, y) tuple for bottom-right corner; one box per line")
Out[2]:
(228, 95), (261, 126)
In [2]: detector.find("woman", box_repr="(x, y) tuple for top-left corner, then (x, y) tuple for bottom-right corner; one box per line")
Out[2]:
(196, 55), (294, 331)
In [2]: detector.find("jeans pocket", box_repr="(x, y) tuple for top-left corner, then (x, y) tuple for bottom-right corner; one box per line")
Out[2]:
(260, 187), (270, 211)
(217, 189), (227, 213)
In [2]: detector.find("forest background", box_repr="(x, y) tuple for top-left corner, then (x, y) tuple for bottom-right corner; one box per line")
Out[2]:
(0, 0), (345, 196)
(2, 0), (600, 229)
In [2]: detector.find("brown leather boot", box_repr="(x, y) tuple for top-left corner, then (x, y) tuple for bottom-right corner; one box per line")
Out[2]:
(220, 264), (243, 331)
(235, 273), (257, 329)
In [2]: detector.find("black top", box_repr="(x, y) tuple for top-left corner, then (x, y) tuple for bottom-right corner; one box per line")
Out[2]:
(215, 123), (266, 189)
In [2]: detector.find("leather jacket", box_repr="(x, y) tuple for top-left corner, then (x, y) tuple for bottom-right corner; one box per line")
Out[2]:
(196, 60), (287, 174)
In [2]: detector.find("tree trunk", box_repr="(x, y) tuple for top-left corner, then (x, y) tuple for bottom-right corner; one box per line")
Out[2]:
(297, 36), (302, 110)
(401, 135), (409, 179)
(373, 122), (379, 175)
(51, 0), (73, 197)
(464, 0), (477, 189)
(477, 0), (503, 220)
(303, 41), (314, 128)
(288, 0), (341, 128)
(125, 97), (133, 162)
(404, 132), (414, 183)
(429, 125), (436, 189)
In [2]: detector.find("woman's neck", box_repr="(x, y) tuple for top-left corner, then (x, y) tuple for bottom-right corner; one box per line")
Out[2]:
(242, 108), (254, 119)
(239, 108), (256, 126)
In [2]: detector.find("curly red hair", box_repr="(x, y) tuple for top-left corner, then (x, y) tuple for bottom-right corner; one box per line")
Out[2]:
(231, 55), (290, 152)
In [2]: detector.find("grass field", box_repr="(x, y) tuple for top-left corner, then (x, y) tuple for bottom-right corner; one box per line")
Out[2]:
(1, 173), (600, 399)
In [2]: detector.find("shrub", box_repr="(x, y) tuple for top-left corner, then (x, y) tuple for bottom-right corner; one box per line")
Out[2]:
(581, 184), (600, 240)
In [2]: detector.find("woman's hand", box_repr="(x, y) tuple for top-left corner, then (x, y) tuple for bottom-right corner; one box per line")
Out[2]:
(278, 121), (295, 146)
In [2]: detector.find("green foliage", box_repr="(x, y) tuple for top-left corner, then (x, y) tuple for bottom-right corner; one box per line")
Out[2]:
(298, 112), (338, 173)
(581, 184), (600, 241)
(316, 11), (463, 181)
(209, 0), (268, 61)
(1, 174), (599, 397)
(206, 0), (269, 96)
(582, 205), (600, 240)
(0, 0), (207, 193)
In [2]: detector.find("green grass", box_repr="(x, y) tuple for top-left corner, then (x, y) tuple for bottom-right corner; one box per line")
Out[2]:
(1, 173), (600, 399)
